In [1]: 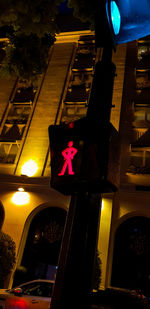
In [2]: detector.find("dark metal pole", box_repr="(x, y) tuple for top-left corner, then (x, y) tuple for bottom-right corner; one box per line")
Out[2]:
(50, 47), (116, 309)
(50, 192), (102, 309)
(87, 48), (116, 124)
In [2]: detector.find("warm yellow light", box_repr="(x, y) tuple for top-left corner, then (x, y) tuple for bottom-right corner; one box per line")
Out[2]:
(101, 200), (104, 211)
(21, 159), (38, 177)
(12, 191), (30, 206)
(18, 187), (24, 192)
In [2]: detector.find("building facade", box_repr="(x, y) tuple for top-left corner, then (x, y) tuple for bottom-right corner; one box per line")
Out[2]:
(0, 30), (150, 290)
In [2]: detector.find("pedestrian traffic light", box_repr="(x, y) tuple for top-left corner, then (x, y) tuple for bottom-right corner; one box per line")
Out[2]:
(96, 0), (150, 47)
(49, 119), (85, 194)
(48, 118), (120, 195)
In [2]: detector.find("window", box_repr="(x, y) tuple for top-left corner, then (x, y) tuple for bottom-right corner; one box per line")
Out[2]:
(111, 216), (150, 289)
(11, 85), (37, 104)
(130, 150), (143, 167)
(134, 105), (150, 121)
(136, 69), (150, 89)
(72, 53), (95, 71)
(70, 71), (93, 88)
(0, 142), (20, 164)
(6, 104), (31, 124)
(64, 84), (90, 105)
(128, 149), (150, 174)
(134, 109), (145, 120)
(138, 44), (150, 61)
(0, 104), (32, 142)
(77, 42), (95, 55)
(60, 36), (95, 124)
(0, 78), (36, 164)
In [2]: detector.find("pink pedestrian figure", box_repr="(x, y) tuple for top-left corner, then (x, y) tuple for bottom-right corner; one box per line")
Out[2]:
(58, 141), (77, 176)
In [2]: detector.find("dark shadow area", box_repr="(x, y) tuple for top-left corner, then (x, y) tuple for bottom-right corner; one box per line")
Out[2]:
(111, 216), (150, 290)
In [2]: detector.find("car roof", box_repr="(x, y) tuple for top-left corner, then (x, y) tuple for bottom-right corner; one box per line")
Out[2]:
(18, 279), (54, 288)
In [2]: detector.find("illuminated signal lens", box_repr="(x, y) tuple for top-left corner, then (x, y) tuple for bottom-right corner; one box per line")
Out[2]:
(110, 1), (121, 35)
(68, 122), (74, 128)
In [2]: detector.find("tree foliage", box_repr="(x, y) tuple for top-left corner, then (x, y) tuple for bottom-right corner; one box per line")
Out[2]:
(1, 33), (55, 81)
(0, 0), (64, 37)
(68, 0), (96, 29)
(0, 0), (64, 80)
(0, 0), (95, 81)
(0, 231), (16, 288)
(93, 250), (102, 290)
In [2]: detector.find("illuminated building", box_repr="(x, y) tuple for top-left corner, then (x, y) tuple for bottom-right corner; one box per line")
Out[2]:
(0, 28), (150, 291)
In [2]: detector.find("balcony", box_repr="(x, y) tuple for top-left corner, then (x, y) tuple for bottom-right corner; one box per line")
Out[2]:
(5, 104), (31, 125)
(137, 53), (150, 70)
(64, 84), (90, 105)
(133, 104), (150, 129)
(77, 38), (95, 55)
(69, 71), (93, 88)
(11, 86), (36, 104)
(0, 141), (20, 164)
(0, 124), (25, 141)
(136, 69), (150, 89)
(72, 53), (95, 71)
(127, 129), (150, 176)
(134, 89), (150, 105)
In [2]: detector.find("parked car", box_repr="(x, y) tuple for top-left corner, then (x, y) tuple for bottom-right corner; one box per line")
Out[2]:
(90, 288), (150, 309)
(0, 279), (54, 309)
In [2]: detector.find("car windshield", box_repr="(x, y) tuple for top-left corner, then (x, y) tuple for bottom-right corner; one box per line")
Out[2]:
(11, 282), (53, 297)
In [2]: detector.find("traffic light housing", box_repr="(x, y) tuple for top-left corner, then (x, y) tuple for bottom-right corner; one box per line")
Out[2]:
(48, 118), (120, 195)
(96, 0), (150, 47)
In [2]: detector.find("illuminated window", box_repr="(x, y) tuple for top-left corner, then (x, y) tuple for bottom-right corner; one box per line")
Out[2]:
(138, 42), (150, 61)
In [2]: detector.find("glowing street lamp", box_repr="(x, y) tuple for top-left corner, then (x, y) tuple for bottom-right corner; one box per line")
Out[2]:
(12, 188), (30, 206)
(21, 159), (38, 177)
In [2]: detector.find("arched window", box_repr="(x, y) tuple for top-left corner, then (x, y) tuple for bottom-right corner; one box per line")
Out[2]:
(13, 207), (66, 286)
(111, 216), (150, 290)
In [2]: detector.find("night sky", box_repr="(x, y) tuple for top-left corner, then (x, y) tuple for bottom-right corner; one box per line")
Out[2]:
(58, 0), (73, 14)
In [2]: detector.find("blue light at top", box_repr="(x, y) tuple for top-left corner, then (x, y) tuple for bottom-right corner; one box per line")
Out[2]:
(106, 0), (150, 45)
(110, 1), (121, 35)
(114, 0), (150, 44)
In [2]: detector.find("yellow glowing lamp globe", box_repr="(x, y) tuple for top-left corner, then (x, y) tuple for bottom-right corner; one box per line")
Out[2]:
(21, 160), (38, 177)
(12, 191), (30, 206)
